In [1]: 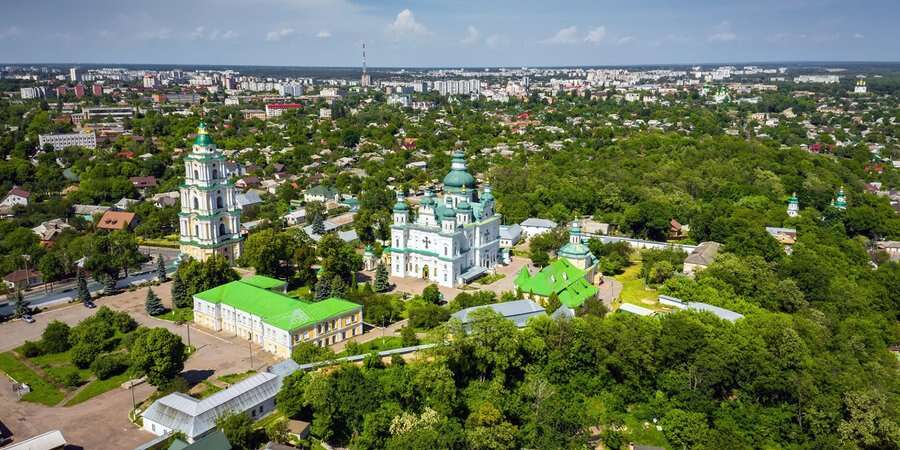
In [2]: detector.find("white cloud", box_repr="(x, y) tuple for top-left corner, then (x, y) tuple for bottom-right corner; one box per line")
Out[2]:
(461, 25), (479, 45)
(584, 26), (607, 44)
(542, 26), (579, 44)
(708, 21), (737, 42)
(191, 27), (238, 41)
(316, 30), (331, 39)
(486, 34), (508, 48)
(853, 33), (864, 39)
(387, 9), (431, 40)
(137, 28), (172, 40)
(0, 26), (21, 39)
(266, 27), (296, 42)
(616, 36), (635, 45)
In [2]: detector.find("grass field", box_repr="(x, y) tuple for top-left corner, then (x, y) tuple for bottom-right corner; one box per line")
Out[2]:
(0, 352), (65, 406)
(65, 372), (132, 406)
(338, 336), (403, 357)
(218, 370), (257, 385)
(476, 273), (506, 285)
(157, 308), (194, 323)
(613, 264), (661, 309)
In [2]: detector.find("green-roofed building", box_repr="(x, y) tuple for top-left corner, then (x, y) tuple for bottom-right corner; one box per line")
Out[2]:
(193, 277), (362, 358)
(514, 258), (599, 309)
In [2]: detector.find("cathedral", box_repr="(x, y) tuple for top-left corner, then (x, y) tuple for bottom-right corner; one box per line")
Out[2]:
(388, 151), (501, 287)
(178, 123), (243, 263)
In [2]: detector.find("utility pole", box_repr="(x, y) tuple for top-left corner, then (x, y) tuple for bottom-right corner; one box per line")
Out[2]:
(249, 332), (253, 370)
(185, 322), (191, 348)
(130, 381), (136, 411)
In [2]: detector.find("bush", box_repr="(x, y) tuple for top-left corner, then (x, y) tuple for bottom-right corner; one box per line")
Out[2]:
(41, 321), (72, 354)
(19, 340), (44, 358)
(91, 353), (130, 380)
(408, 304), (450, 329)
(49, 367), (82, 388)
(70, 343), (102, 369)
(112, 311), (138, 333)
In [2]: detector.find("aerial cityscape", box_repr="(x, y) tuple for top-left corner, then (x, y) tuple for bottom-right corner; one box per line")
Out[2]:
(0, 1), (899, 450)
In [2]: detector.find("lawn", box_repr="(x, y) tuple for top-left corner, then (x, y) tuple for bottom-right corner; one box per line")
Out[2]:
(476, 273), (506, 285)
(338, 336), (404, 357)
(613, 264), (661, 309)
(192, 380), (223, 399)
(157, 308), (194, 323)
(218, 370), (257, 385)
(65, 372), (132, 406)
(0, 352), (65, 406)
(287, 286), (312, 299)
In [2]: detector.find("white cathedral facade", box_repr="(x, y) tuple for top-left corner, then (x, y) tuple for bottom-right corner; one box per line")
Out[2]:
(178, 123), (243, 263)
(388, 151), (501, 287)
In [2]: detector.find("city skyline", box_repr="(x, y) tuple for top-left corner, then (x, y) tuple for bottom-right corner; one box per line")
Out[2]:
(1, 0), (898, 67)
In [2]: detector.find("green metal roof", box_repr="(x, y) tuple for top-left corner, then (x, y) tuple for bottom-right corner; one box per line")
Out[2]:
(193, 122), (213, 147)
(194, 278), (360, 331)
(514, 258), (598, 308)
(242, 274), (286, 290)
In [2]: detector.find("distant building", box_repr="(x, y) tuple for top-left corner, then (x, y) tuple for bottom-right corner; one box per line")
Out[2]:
(91, 84), (103, 96)
(303, 185), (340, 203)
(853, 79), (868, 94)
(192, 275), (363, 357)
(499, 224), (522, 248)
(69, 67), (80, 82)
(265, 103), (302, 118)
(19, 87), (46, 99)
(514, 257), (599, 309)
(3, 269), (42, 291)
(96, 211), (138, 231)
(38, 131), (97, 150)
(659, 294), (744, 322)
(683, 241), (721, 275)
(787, 192), (800, 217)
(31, 218), (74, 243)
(875, 241), (900, 262)
(73, 84), (85, 98)
(830, 186), (848, 210)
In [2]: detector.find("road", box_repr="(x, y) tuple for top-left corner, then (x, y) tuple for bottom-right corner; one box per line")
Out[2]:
(1, 247), (181, 315)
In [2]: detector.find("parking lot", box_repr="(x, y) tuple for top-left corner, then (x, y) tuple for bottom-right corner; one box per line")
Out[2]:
(0, 280), (278, 449)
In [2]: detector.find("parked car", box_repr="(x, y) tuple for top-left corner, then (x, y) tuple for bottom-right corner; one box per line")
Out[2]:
(21, 314), (35, 323)
(84, 301), (96, 309)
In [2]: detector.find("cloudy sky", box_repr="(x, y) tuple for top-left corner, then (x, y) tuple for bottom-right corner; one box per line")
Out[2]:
(0, 0), (897, 67)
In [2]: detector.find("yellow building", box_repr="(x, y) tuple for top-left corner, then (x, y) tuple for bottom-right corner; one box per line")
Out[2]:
(193, 275), (362, 358)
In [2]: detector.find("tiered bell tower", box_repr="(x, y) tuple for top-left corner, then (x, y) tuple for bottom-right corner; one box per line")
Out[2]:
(178, 122), (242, 263)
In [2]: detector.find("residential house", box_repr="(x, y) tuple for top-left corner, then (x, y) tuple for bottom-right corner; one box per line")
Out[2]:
(303, 185), (340, 203)
(514, 258), (599, 309)
(683, 241), (721, 275)
(130, 176), (158, 190)
(73, 204), (110, 222)
(669, 219), (689, 240)
(151, 192), (180, 208)
(235, 191), (263, 210)
(451, 300), (546, 332)
(765, 227), (797, 254)
(235, 176), (260, 190)
(283, 209), (306, 226)
(31, 219), (74, 244)
(3, 269), (42, 290)
(876, 241), (900, 262)
(114, 197), (140, 210)
(499, 224), (523, 248)
(0, 186), (30, 211)
(96, 211), (138, 231)
(659, 294), (744, 322)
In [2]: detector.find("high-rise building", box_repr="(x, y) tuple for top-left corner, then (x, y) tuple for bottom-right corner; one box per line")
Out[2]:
(92, 84), (103, 96)
(178, 123), (243, 263)
(19, 87), (46, 99)
(69, 67), (80, 82)
(73, 84), (85, 98)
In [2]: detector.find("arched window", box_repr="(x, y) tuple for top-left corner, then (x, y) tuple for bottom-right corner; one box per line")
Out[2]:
(194, 224), (200, 238)
(212, 168), (219, 179)
(216, 196), (223, 209)
(219, 223), (226, 236)
(193, 169), (199, 180)
(192, 197), (199, 209)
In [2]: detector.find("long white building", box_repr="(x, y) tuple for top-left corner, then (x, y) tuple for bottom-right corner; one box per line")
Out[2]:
(38, 131), (97, 150)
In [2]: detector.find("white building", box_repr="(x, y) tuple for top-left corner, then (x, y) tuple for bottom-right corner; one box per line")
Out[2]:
(178, 122), (243, 263)
(19, 87), (46, 99)
(520, 218), (558, 239)
(388, 151), (501, 287)
(38, 131), (97, 150)
(1, 186), (30, 210)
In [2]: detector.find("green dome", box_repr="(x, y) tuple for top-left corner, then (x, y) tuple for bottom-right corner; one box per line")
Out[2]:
(421, 196), (435, 206)
(193, 122), (213, 147)
(458, 201), (472, 211)
(393, 201), (409, 212)
(441, 208), (457, 219)
(442, 151), (476, 189)
(559, 242), (591, 258)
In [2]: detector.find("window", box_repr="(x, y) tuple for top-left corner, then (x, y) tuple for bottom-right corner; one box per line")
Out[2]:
(195, 224), (200, 238)
(212, 168), (219, 179)
(193, 169), (199, 180)
(216, 196), (223, 209)
(219, 223), (226, 236)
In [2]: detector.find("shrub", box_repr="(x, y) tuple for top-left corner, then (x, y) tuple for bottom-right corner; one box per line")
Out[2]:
(91, 353), (130, 380)
(49, 367), (82, 388)
(19, 340), (44, 358)
(41, 321), (72, 354)
(70, 343), (102, 369)
(408, 304), (450, 329)
(112, 311), (138, 333)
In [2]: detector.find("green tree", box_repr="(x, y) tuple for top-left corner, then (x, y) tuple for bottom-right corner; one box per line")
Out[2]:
(400, 325), (419, 347)
(103, 273), (118, 295)
(422, 284), (442, 304)
(13, 290), (29, 318)
(314, 276), (331, 300)
(216, 411), (257, 450)
(176, 255), (239, 298)
(76, 270), (91, 304)
(156, 255), (167, 281)
(37, 252), (65, 292)
(145, 288), (165, 316)
(170, 273), (190, 308)
(265, 418), (291, 445)
(546, 292), (562, 313)
(330, 275), (348, 298)
(312, 213), (325, 235)
(41, 320), (71, 353)
(374, 262), (390, 292)
(661, 409), (709, 450)
(130, 327), (186, 386)
(291, 341), (334, 364)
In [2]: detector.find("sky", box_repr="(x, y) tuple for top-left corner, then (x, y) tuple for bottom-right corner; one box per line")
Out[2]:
(0, 0), (898, 67)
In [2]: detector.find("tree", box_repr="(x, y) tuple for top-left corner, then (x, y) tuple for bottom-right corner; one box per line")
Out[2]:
(76, 270), (91, 304)
(13, 290), (29, 318)
(291, 341), (334, 364)
(312, 213), (326, 235)
(41, 320), (71, 353)
(546, 292), (562, 313)
(145, 288), (165, 316)
(317, 233), (362, 283)
(103, 273), (117, 295)
(400, 325), (419, 347)
(661, 409), (709, 450)
(330, 275), (347, 299)
(314, 276), (331, 300)
(156, 255), (166, 281)
(240, 228), (298, 280)
(374, 262), (390, 292)
(130, 327), (186, 386)
(176, 255), (239, 298)
(266, 418), (291, 445)
(216, 411), (256, 450)
(37, 252), (65, 292)
(422, 284), (442, 305)
(170, 273), (190, 308)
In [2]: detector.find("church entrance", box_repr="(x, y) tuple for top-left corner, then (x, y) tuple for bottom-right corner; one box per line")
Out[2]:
(422, 265), (429, 280)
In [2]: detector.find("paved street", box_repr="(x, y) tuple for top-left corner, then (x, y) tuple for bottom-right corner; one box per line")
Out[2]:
(0, 279), (277, 449)
(384, 256), (533, 300)
(1, 246), (181, 315)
